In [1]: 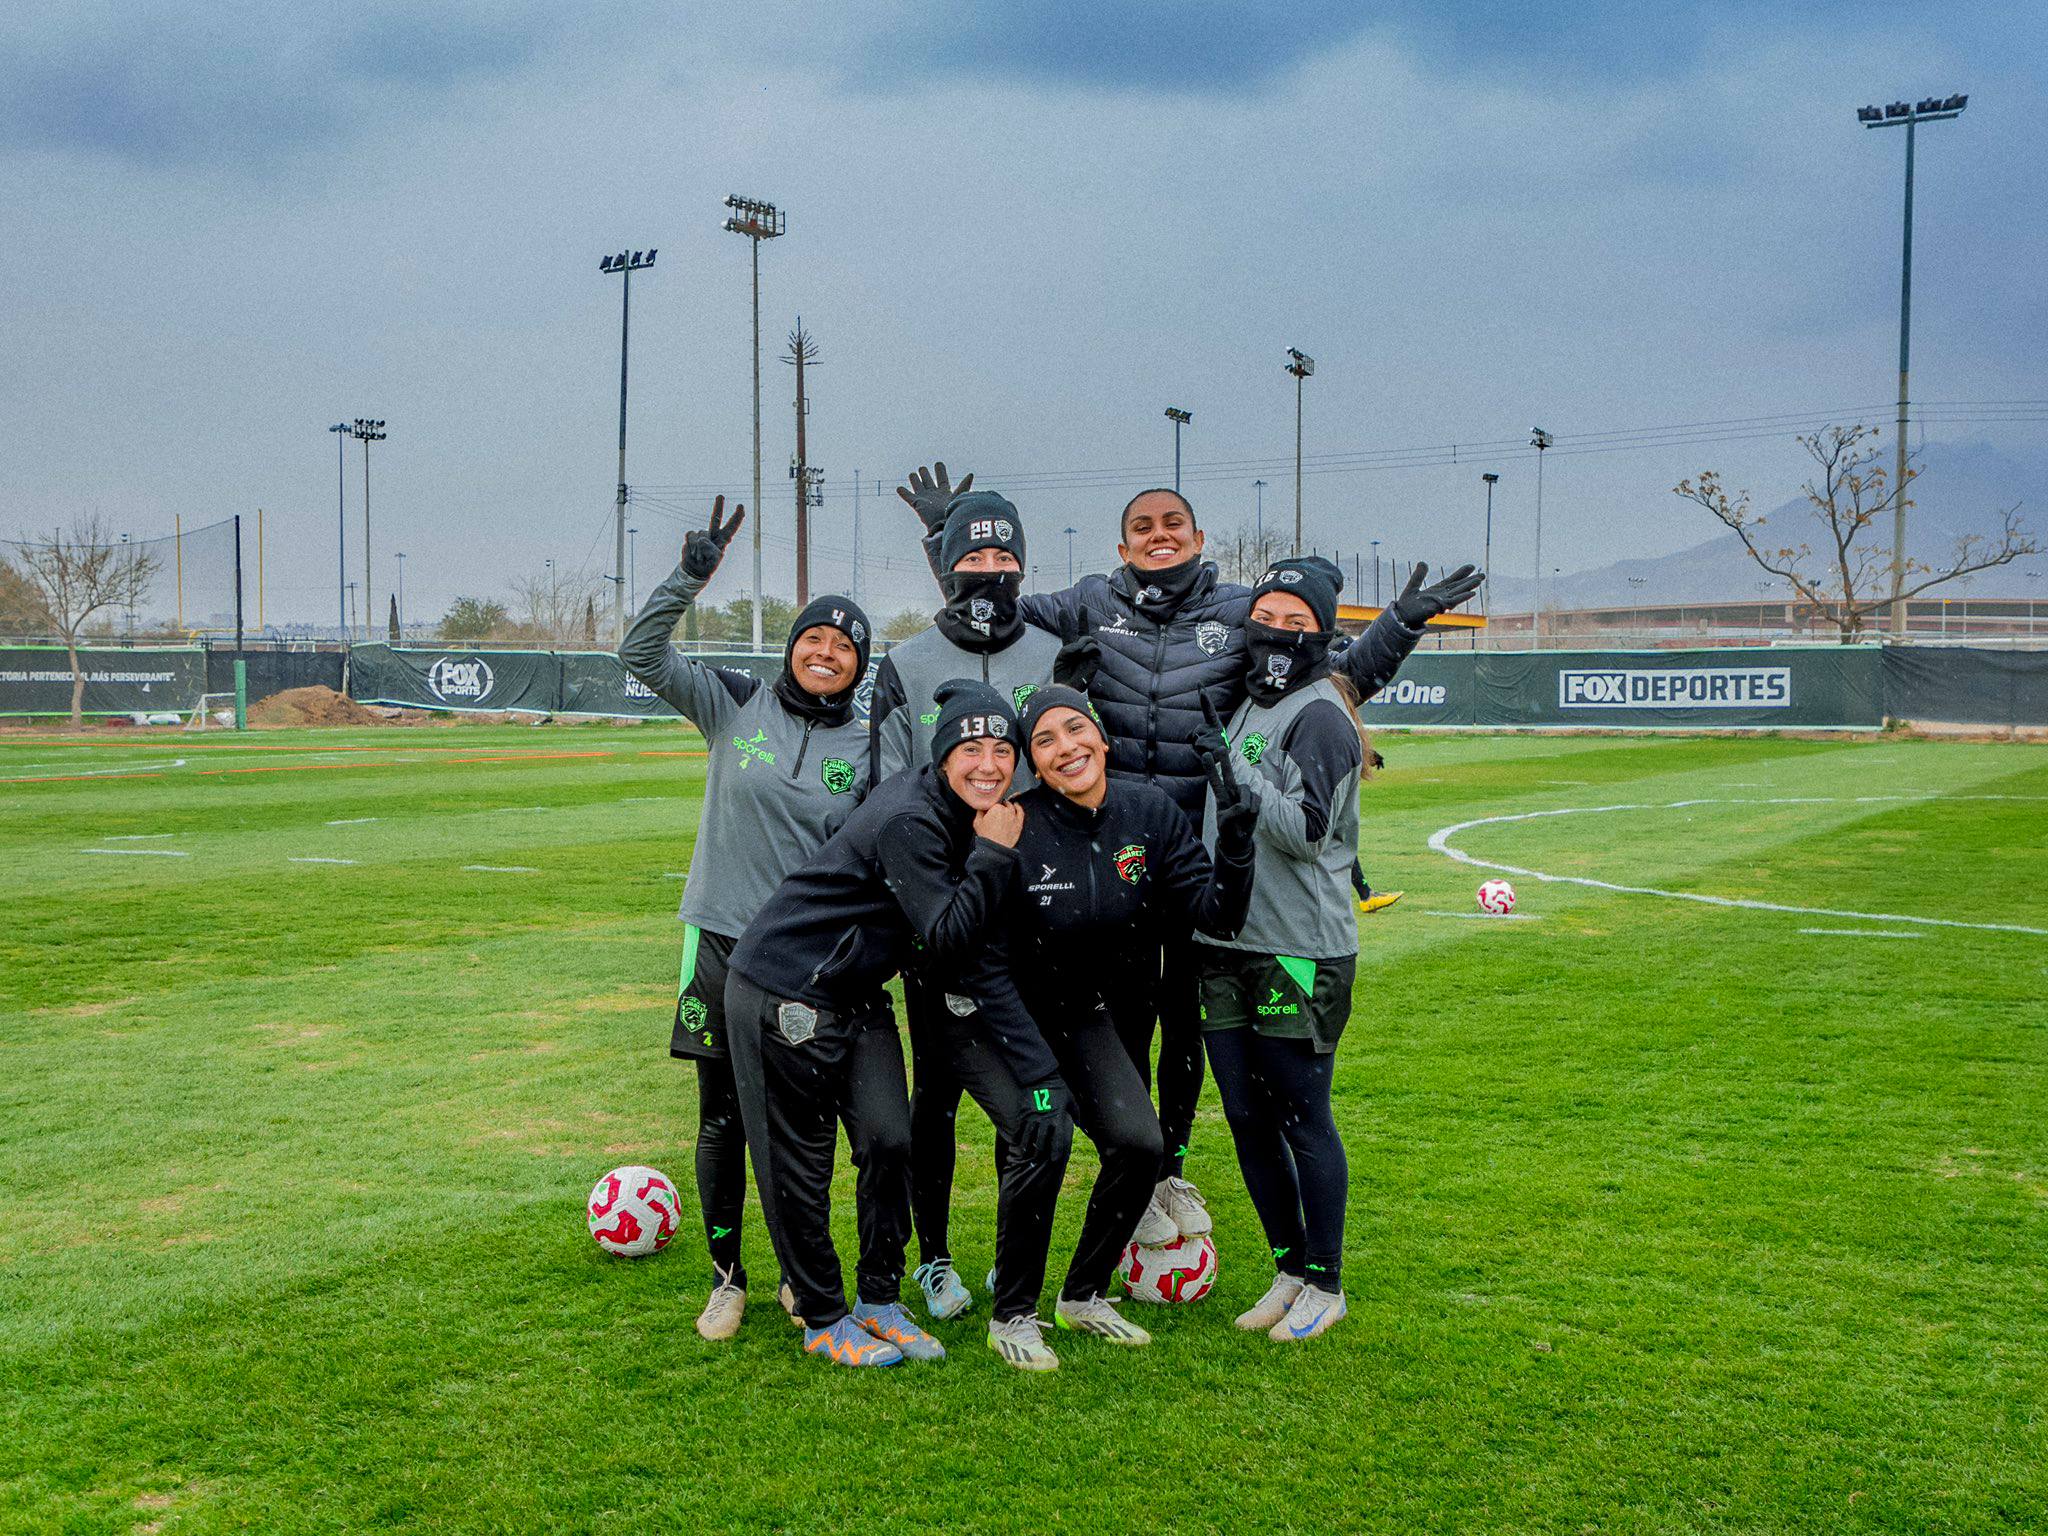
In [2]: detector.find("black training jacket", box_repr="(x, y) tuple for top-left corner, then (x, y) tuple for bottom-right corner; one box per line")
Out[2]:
(1020, 562), (1424, 818)
(1008, 778), (1255, 1029)
(728, 765), (1060, 1085)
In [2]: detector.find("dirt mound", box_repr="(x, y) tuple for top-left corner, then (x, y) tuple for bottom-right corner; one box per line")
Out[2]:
(249, 686), (389, 728)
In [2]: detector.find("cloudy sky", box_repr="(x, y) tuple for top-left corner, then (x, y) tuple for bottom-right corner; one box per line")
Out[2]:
(3, 1), (2043, 631)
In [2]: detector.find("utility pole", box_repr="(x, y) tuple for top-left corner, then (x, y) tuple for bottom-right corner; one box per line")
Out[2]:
(1371, 539), (1381, 607)
(784, 319), (822, 605)
(328, 424), (348, 640)
(851, 472), (862, 607)
(724, 195), (785, 652)
(1064, 525), (1077, 586)
(350, 418), (386, 642)
(1165, 407), (1191, 493)
(1530, 429), (1554, 645)
(396, 551), (406, 635)
(599, 247), (655, 644)
(1481, 472), (1500, 626)
(1285, 350), (1314, 553)
(626, 528), (637, 615)
(1858, 92), (1967, 639)
(1253, 478), (1266, 555)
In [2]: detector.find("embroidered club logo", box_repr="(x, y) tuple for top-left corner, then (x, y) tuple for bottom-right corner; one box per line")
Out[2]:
(994, 519), (1014, 543)
(1141, 585), (1163, 601)
(680, 995), (708, 1030)
(1113, 842), (1147, 884)
(970, 597), (995, 628)
(850, 619), (867, 645)
(1013, 683), (1038, 714)
(1241, 731), (1269, 766)
(1278, 569), (1303, 585)
(1265, 651), (1292, 683)
(1196, 621), (1228, 656)
(988, 715), (1008, 738)
(820, 757), (856, 795)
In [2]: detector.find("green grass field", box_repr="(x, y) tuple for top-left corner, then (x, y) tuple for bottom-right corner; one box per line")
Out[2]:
(2, 724), (2044, 1534)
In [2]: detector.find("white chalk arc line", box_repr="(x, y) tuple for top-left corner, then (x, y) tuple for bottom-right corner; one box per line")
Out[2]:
(1427, 797), (2048, 938)
(80, 847), (189, 857)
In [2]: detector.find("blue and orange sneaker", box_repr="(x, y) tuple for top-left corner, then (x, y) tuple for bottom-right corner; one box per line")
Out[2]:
(852, 1301), (946, 1361)
(803, 1315), (904, 1367)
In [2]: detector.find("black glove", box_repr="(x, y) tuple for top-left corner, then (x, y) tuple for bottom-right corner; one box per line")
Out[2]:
(1016, 1076), (1074, 1163)
(1196, 693), (1258, 841)
(895, 461), (974, 533)
(1390, 561), (1483, 627)
(1370, 748), (1386, 772)
(682, 496), (745, 580)
(1053, 636), (1101, 691)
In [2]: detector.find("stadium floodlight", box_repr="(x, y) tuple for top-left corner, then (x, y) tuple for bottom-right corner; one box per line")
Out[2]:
(328, 422), (350, 638)
(1285, 349), (1315, 552)
(601, 245), (657, 645)
(1858, 88), (1969, 639)
(1481, 472), (1500, 625)
(349, 419), (387, 642)
(1530, 429), (1553, 644)
(723, 194), (786, 653)
(1165, 407), (1192, 492)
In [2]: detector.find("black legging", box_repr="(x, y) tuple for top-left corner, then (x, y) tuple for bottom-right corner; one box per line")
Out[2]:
(1204, 1027), (1347, 1286)
(693, 1057), (749, 1282)
(1113, 938), (1204, 1182)
(905, 974), (964, 1267)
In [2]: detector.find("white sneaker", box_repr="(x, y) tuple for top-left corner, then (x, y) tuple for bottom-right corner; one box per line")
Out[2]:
(1235, 1273), (1305, 1332)
(1269, 1282), (1346, 1342)
(1132, 1194), (1178, 1247)
(987, 1313), (1059, 1372)
(695, 1265), (746, 1341)
(777, 1280), (803, 1328)
(913, 1258), (974, 1321)
(1055, 1293), (1151, 1347)
(1159, 1176), (1212, 1237)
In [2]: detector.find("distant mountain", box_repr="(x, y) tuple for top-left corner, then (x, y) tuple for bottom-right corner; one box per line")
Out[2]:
(1487, 440), (2045, 610)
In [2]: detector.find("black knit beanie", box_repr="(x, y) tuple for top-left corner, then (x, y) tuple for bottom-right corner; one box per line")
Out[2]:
(1253, 556), (1343, 632)
(1017, 684), (1107, 750)
(784, 594), (872, 683)
(938, 492), (1027, 572)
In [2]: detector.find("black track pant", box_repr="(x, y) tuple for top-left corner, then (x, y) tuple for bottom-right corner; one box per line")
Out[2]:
(1204, 1026), (1348, 1286)
(1115, 937), (1205, 1182)
(905, 975), (965, 1267)
(950, 1012), (1163, 1319)
(724, 975), (912, 1330)
(693, 1057), (749, 1283)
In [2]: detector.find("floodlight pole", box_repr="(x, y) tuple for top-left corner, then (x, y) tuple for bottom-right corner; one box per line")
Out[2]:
(1285, 350), (1314, 553)
(724, 196), (785, 653)
(600, 248), (655, 645)
(328, 423), (349, 640)
(350, 418), (386, 643)
(396, 551), (406, 634)
(1253, 478), (1266, 553)
(1481, 472), (1500, 626)
(1371, 539), (1381, 607)
(1861, 93), (1967, 640)
(1530, 430), (1553, 646)
(1165, 407), (1191, 493)
(1064, 525), (1077, 586)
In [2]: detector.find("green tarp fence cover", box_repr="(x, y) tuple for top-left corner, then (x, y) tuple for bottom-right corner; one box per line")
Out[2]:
(348, 645), (779, 718)
(0, 645), (206, 716)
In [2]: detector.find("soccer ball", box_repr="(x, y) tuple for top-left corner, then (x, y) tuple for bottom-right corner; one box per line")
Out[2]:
(1120, 1234), (1217, 1304)
(1477, 878), (1517, 915)
(586, 1165), (681, 1257)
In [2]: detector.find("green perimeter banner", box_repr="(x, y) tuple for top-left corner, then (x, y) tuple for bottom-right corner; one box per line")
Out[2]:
(557, 651), (778, 717)
(1355, 645), (1886, 729)
(0, 645), (205, 716)
(348, 644), (561, 714)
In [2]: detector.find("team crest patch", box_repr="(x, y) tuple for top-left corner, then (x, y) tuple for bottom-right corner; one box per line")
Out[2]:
(970, 597), (995, 628)
(680, 995), (708, 1029)
(1196, 621), (1228, 656)
(1013, 683), (1038, 714)
(1241, 731), (1269, 766)
(820, 757), (856, 794)
(1113, 842), (1147, 884)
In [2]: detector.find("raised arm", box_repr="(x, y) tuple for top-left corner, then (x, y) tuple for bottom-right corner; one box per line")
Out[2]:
(1333, 561), (1482, 699)
(617, 497), (757, 732)
(896, 461), (973, 580)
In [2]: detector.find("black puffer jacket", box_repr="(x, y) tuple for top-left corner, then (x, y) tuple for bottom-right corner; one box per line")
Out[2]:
(1020, 563), (1423, 818)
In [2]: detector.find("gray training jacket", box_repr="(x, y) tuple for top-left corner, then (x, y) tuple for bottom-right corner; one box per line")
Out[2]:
(869, 623), (1061, 786)
(620, 563), (871, 940)
(1198, 675), (1364, 962)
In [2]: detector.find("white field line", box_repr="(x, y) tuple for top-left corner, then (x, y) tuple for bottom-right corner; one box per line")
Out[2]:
(289, 857), (358, 865)
(465, 864), (538, 873)
(1422, 910), (1543, 921)
(6, 758), (188, 781)
(662, 872), (688, 879)
(621, 796), (674, 803)
(101, 833), (178, 841)
(326, 817), (380, 825)
(80, 847), (189, 857)
(1801, 928), (1928, 939)
(1427, 796), (2048, 938)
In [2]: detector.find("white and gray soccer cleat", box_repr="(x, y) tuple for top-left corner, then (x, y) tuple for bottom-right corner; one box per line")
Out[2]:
(913, 1257), (974, 1321)
(1132, 1194), (1178, 1247)
(1158, 1176), (1213, 1237)
(695, 1265), (747, 1342)
(1269, 1282), (1347, 1342)
(1054, 1293), (1152, 1347)
(986, 1313), (1059, 1372)
(1235, 1273), (1305, 1333)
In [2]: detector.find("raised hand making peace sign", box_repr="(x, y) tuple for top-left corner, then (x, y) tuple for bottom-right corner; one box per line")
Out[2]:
(682, 496), (746, 581)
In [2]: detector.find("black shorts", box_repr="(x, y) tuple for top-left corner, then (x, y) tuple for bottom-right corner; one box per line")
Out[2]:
(1196, 947), (1355, 1054)
(671, 924), (739, 1060)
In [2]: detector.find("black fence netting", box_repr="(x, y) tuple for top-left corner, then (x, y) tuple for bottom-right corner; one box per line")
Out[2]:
(1, 516), (244, 645)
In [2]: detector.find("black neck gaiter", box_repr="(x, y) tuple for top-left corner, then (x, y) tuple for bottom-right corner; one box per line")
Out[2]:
(933, 571), (1023, 650)
(773, 670), (854, 726)
(1243, 621), (1334, 706)
(1125, 555), (1204, 620)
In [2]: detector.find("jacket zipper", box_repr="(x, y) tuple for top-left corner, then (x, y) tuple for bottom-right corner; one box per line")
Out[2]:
(791, 719), (815, 778)
(1145, 623), (1167, 774)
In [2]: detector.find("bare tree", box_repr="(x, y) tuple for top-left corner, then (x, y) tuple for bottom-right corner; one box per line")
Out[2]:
(1675, 425), (2035, 642)
(13, 515), (161, 723)
(508, 566), (607, 647)
(1213, 523), (1290, 587)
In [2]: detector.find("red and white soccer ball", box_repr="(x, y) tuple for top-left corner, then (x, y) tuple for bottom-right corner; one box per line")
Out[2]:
(586, 1165), (681, 1257)
(1120, 1234), (1218, 1304)
(1477, 878), (1518, 916)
